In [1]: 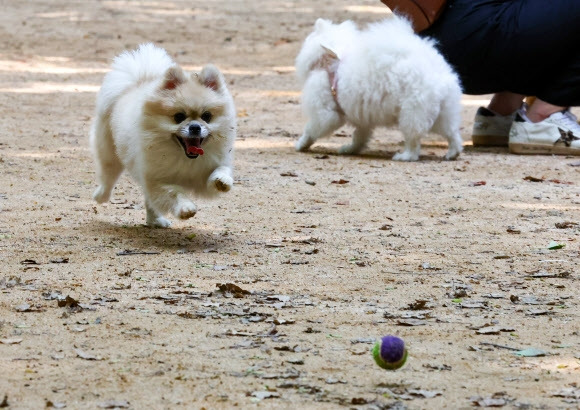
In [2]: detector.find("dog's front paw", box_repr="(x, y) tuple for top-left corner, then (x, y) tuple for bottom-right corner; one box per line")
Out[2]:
(92, 186), (110, 204)
(208, 168), (233, 193)
(295, 135), (313, 152)
(338, 143), (362, 155)
(174, 201), (197, 220)
(213, 175), (233, 192)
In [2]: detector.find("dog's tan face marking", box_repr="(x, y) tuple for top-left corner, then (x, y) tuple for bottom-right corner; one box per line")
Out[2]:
(142, 73), (230, 159)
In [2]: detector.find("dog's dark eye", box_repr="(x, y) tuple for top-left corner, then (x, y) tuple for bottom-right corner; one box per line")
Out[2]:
(201, 111), (212, 123)
(173, 112), (186, 124)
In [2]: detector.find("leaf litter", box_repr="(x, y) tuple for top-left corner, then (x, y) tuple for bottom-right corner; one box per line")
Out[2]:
(2, 2), (580, 409)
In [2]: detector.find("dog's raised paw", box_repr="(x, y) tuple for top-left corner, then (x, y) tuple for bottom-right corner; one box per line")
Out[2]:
(210, 173), (233, 192)
(174, 201), (197, 220)
(214, 177), (232, 192)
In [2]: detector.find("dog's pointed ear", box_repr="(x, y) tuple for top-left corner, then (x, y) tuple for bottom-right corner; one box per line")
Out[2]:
(198, 64), (226, 92)
(315, 18), (331, 32)
(161, 66), (187, 90)
(320, 44), (340, 61)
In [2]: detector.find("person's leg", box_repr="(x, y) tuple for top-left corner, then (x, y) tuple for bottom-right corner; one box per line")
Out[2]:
(424, 0), (580, 150)
(470, 92), (523, 146)
(490, 1), (580, 106)
(423, 1), (527, 146)
(488, 92), (525, 116)
(526, 100), (567, 123)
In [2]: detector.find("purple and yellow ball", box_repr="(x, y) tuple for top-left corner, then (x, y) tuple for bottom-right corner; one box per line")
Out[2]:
(372, 335), (408, 370)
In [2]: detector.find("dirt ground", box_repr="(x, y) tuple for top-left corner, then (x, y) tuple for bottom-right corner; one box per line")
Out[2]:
(0, 0), (579, 409)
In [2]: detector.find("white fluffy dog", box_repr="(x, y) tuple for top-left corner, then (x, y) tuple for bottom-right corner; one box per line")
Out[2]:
(295, 17), (463, 161)
(90, 44), (236, 227)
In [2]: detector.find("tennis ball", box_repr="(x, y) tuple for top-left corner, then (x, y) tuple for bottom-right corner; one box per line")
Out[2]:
(372, 335), (408, 370)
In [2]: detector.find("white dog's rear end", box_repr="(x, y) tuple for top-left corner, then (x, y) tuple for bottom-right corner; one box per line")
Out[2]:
(295, 17), (463, 161)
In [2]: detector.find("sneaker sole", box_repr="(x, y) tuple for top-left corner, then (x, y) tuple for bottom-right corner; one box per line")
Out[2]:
(509, 142), (580, 156)
(472, 134), (508, 147)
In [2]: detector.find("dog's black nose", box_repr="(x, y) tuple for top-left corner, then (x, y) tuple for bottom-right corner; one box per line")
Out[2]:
(188, 123), (202, 136)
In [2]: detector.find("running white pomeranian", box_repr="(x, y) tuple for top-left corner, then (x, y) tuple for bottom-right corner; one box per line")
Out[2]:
(90, 43), (236, 227)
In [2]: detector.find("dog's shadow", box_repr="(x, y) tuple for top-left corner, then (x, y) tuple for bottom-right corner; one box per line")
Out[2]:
(83, 219), (233, 254)
(303, 144), (448, 162)
(300, 140), (508, 161)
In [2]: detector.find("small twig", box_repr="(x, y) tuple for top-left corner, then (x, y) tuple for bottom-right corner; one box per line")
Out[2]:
(116, 249), (160, 256)
(480, 342), (520, 351)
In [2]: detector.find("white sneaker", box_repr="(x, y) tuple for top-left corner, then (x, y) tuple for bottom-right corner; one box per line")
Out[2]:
(472, 107), (516, 146)
(509, 109), (580, 155)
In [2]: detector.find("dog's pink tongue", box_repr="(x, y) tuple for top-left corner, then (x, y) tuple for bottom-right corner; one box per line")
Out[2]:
(184, 137), (204, 156)
(187, 146), (204, 156)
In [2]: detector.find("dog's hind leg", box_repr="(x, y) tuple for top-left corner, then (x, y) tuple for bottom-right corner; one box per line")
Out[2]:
(433, 99), (464, 160)
(144, 183), (197, 228)
(145, 200), (172, 228)
(90, 119), (124, 203)
(295, 110), (344, 152)
(394, 104), (431, 161)
(392, 134), (421, 161)
(338, 126), (372, 155)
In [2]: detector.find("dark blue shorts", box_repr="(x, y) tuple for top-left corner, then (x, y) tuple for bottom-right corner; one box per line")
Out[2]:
(422, 0), (580, 106)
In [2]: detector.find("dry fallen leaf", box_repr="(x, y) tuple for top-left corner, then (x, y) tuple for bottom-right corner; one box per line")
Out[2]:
(514, 348), (548, 357)
(45, 400), (67, 409)
(75, 349), (103, 361)
(273, 37), (293, 46)
(423, 364), (452, 371)
(0, 338), (23, 345)
(460, 301), (487, 309)
(407, 389), (443, 399)
(469, 181), (486, 186)
(551, 387), (580, 400)
(472, 397), (506, 407)
(116, 249), (160, 256)
(97, 400), (129, 408)
(216, 283), (250, 298)
(250, 391), (280, 400)
(396, 319), (427, 326)
(547, 179), (573, 185)
(523, 175), (544, 182)
(506, 226), (521, 234)
(555, 221), (578, 229)
(407, 299), (429, 310)
(280, 171), (298, 177)
(476, 326), (515, 335)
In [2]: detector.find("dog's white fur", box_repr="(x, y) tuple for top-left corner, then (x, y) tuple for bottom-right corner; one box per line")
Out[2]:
(90, 43), (236, 227)
(295, 17), (463, 161)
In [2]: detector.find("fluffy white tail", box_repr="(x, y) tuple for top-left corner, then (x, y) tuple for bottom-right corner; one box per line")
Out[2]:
(96, 43), (175, 114)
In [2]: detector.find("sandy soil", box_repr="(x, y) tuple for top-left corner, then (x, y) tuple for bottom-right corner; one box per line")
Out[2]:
(0, 1), (579, 409)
